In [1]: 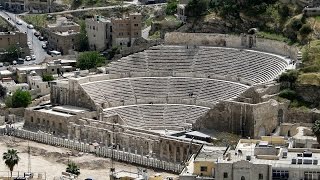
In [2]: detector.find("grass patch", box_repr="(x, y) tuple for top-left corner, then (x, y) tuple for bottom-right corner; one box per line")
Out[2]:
(21, 14), (51, 29)
(298, 73), (320, 86)
(256, 31), (290, 42)
(149, 31), (160, 40)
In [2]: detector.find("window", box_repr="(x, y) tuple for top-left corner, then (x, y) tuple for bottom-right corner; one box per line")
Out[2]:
(223, 172), (228, 178)
(134, 16), (136, 19)
(93, 26), (95, 30)
(259, 174), (263, 180)
(200, 166), (207, 172)
(52, 69), (54, 71)
(30, 117), (33, 123)
(134, 24), (138, 27)
(241, 176), (245, 180)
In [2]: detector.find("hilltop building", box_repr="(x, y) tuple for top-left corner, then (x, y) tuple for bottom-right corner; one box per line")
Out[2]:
(85, 13), (142, 51)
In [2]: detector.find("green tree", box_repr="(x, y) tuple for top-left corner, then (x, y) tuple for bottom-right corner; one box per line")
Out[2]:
(3, 149), (20, 178)
(77, 51), (106, 70)
(10, 89), (32, 108)
(312, 120), (320, 144)
(42, 73), (54, 82)
(5, 45), (20, 62)
(278, 70), (299, 89)
(299, 24), (313, 39)
(185, 0), (209, 17)
(76, 20), (89, 52)
(166, 0), (178, 15)
(66, 162), (80, 176)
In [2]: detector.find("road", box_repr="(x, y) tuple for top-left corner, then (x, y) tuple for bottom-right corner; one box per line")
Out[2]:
(0, 10), (49, 65)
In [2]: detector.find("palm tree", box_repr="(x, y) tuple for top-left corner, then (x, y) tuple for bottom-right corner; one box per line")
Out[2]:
(66, 162), (80, 176)
(3, 149), (20, 178)
(312, 120), (320, 144)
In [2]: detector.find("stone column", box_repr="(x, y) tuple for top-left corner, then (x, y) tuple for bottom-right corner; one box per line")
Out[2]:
(180, 144), (184, 162)
(166, 142), (170, 161)
(173, 143), (177, 163)
(148, 140), (153, 155)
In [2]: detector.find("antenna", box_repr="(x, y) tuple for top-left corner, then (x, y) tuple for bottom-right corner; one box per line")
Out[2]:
(110, 123), (115, 176)
(28, 140), (31, 173)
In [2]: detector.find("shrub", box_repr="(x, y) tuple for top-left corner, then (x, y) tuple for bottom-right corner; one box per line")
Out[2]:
(76, 51), (106, 70)
(165, 0), (178, 15)
(42, 73), (54, 82)
(279, 89), (298, 101)
(6, 90), (31, 108)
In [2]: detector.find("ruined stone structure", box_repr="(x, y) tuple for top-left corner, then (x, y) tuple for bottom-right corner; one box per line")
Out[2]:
(25, 34), (293, 165)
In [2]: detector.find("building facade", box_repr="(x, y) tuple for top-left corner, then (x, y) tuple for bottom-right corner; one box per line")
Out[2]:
(85, 16), (112, 51)
(2, 0), (52, 12)
(0, 31), (28, 49)
(111, 13), (142, 47)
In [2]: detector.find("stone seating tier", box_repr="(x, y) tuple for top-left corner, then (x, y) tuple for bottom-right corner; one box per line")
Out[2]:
(103, 104), (210, 130)
(106, 46), (288, 84)
(81, 77), (249, 108)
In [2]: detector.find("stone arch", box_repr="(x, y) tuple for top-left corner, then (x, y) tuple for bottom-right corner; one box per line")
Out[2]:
(278, 109), (284, 125)
(258, 126), (266, 137)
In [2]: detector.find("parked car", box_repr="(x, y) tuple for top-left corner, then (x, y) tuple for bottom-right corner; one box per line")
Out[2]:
(25, 56), (31, 61)
(0, 63), (3, 67)
(16, 20), (22, 25)
(42, 44), (47, 49)
(27, 24), (34, 29)
(17, 58), (24, 64)
(12, 60), (17, 65)
(38, 36), (45, 41)
(31, 55), (36, 60)
(34, 31), (40, 37)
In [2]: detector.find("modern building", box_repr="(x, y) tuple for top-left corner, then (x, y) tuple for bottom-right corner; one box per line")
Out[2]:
(85, 15), (112, 51)
(180, 136), (320, 180)
(45, 20), (80, 55)
(16, 60), (75, 83)
(2, 0), (53, 13)
(0, 31), (28, 50)
(111, 13), (142, 47)
(0, 77), (29, 95)
(85, 13), (142, 50)
(27, 75), (51, 97)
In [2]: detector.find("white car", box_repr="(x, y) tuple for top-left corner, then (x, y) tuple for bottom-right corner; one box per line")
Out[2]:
(31, 55), (36, 60)
(25, 56), (31, 61)
(27, 24), (34, 29)
(16, 20), (22, 25)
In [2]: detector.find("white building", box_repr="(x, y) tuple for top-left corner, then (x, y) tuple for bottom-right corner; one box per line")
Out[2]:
(85, 16), (112, 51)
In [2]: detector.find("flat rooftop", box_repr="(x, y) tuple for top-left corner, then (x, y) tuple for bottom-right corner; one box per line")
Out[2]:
(0, 70), (13, 76)
(220, 140), (320, 170)
(195, 146), (226, 161)
(17, 65), (46, 71)
(37, 109), (74, 117)
(52, 105), (89, 114)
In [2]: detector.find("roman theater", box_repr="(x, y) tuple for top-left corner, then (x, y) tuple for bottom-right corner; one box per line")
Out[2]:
(23, 33), (295, 167)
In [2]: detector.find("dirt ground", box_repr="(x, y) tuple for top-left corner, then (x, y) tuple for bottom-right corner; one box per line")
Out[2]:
(0, 136), (177, 180)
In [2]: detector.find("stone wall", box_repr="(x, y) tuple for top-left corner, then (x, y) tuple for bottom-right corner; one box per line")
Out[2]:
(164, 32), (298, 59)
(285, 108), (320, 124)
(295, 84), (320, 106)
(50, 74), (121, 110)
(24, 108), (97, 135)
(68, 118), (203, 163)
(195, 99), (288, 138)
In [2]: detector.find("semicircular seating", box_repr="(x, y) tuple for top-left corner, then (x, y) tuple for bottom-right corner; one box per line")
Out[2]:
(80, 77), (249, 108)
(103, 104), (210, 131)
(106, 45), (288, 84)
